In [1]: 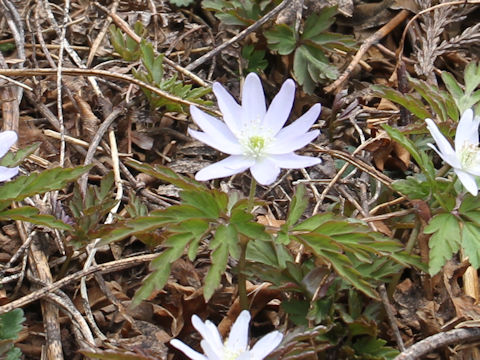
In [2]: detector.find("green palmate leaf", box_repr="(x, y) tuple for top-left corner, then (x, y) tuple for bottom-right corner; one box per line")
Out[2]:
(241, 44), (268, 73)
(286, 184), (308, 226)
(0, 309), (24, 360)
(0, 207), (72, 231)
(133, 231), (196, 306)
(293, 212), (335, 232)
(462, 221), (480, 269)
(424, 213), (461, 275)
(265, 24), (296, 55)
(392, 174), (431, 199)
(409, 77), (458, 122)
(204, 224), (238, 300)
(372, 85), (432, 120)
(442, 62), (480, 113)
(98, 214), (170, 246)
(0, 165), (92, 211)
(302, 8), (337, 39)
(0, 142), (40, 167)
(181, 190), (223, 219)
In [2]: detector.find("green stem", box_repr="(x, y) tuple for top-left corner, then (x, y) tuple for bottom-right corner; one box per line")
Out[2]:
(238, 177), (257, 310)
(247, 177), (257, 213)
(238, 237), (248, 310)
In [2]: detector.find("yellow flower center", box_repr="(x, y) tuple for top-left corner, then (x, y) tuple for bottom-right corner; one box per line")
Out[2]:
(460, 142), (480, 170)
(237, 118), (273, 159)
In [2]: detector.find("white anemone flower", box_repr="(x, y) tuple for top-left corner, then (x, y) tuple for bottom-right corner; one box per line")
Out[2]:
(189, 73), (321, 185)
(170, 310), (283, 360)
(0, 131), (19, 182)
(426, 108), (480, 196)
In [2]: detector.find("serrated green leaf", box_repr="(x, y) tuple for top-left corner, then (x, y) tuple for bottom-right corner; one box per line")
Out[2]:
(0, 309), (24, 341)
(265, 24), (297, 55)
(0, 165), (92, 211)
(0, 142), (40, 167)
(98, 214), (171, 246)
(302, 8), (336, 40)
(125, 159), (202, 191)
(133, 232), (193, 306)
(424, 213), (461, 275)
(286, 184), (308, 227)
(0, 207), (72, 231)
(372, 85), (432, 119)
(391, 175), (431, 199)
(293, 213), (335, 232)
(204, 224), (237, 300)
(462, 221), (480, 269)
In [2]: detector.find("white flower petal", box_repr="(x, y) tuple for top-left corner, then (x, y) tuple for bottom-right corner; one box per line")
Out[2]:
(455, 168), (479, 196)
(425, 119), (456, 159)
(455, 109), (478, 150)
(213, 82), (242, 134)
(0, 131), (17, 158)
(249, 331), (283, 360)
(171, 339), (209, 360)
(192, 316), (224, 352)
(195, 156), (255, 181)
(188, 129), (244, 155)
(427, 143), (462, 169)
(270, 153), (321, 169)
(200, 339), (223, 360)
(190, 106), (240, 146)
(275, 104), (321, 140)
(225, 310), (250, 352)
(0, 166), (19, 182)
(250, 158), (280, 185)
(241, 73), (266, 127)
(262, 79), (295, 134)
(267, 130), (320, 154)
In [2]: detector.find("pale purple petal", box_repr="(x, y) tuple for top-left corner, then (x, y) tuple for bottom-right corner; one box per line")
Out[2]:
(170, 339), (208, 360)
(0, 131), (17, 158)
(225, 310), (250, 352)
(195, 156), (255, 181)
(241, 73), (266, 127)
(262, 79), (295, 134)
(213, 82), (242, 134)
(191, 106), (239, 142)
(275, 104), (321, 140)
(455, 168), (478, 196)
(248, 331), (283, 360)
(270, 153), (321, 169)
(427, 143), (462, 169)
(250, 158), (280, 185)
(0, 166), (19, 182)
(425, 119), (456, 159)
(267, 130), (320, 154)
(455, 109), (478, 150)
(188, 129), (243, 155)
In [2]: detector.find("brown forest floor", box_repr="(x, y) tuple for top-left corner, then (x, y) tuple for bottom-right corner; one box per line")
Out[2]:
(1, 0), (480, 359)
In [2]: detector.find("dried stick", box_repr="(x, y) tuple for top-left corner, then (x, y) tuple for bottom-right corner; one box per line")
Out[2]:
(0, 253), (157, 315)
(0, 68), (219, 114)
(379, 284), (405, 351)
(394, 327), (480, 360)
(324, 10), (409, 93)
(185, 0), (294, 71)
